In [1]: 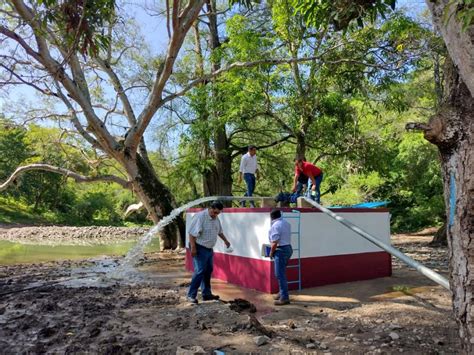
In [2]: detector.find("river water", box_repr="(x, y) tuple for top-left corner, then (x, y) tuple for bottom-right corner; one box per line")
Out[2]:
(0, 238), (161, 265)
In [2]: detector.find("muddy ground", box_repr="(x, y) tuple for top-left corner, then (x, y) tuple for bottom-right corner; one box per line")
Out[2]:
(0, 228), (460, 354)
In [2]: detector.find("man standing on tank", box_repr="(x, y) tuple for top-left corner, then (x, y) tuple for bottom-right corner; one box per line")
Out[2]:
(239, 145), (259, 208)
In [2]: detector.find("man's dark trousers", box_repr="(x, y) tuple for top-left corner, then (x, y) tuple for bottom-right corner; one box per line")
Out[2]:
(242, 173), (256, 207)
(187, 244), (214, 298)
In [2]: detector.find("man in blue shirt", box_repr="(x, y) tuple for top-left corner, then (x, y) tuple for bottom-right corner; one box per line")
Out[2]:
(268, 209), (293, 305)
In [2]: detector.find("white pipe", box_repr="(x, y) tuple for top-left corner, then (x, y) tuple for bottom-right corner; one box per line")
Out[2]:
(301, 197), (450, 291)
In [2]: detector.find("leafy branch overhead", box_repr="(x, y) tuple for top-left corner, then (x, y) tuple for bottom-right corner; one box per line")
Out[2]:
(231, 0), (396, 30)
(291, 0), (396, 30)
(37, 0), (115, 56)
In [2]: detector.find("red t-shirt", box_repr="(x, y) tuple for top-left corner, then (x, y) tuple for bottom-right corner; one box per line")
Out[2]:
(295, 162), (322, 177)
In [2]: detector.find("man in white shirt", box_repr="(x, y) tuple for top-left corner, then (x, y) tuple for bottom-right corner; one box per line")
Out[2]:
(239, 145), (259, 208)
(187, 201), (231, 304)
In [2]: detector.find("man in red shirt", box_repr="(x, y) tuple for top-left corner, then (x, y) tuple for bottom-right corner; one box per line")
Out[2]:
(292, 157), (323, 203)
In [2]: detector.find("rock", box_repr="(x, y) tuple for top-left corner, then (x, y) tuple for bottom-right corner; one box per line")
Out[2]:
(320, 342), (328, 350)
(306, 343), (316, 349)
(389, 332), (400, 341)
(229, 298), (257, 313)
(176, 345), (206, 354)
(334, 336), (345, 341)
(89, 327), (101, 338)
(254, 336), (270, 346)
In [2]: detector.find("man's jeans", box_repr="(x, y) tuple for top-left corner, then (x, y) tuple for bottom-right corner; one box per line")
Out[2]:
(274, 245), (293, 300)
(296, 181), (305, 195)
(306, 173), (323, 204)
(187, 244), (214, 298)
(241, 173), (256, 207)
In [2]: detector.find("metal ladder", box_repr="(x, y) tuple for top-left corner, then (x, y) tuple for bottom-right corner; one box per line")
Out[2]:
(283, 210), (302, 291)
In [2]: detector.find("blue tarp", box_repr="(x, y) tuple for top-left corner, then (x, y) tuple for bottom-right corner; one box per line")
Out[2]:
(329, 201), (390, 209)
(275, 192), (389, 209)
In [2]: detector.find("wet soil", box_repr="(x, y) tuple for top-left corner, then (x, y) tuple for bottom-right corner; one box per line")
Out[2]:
(0, 228), (461, 354)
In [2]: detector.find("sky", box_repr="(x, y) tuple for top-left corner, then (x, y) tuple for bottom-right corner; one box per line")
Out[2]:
(0, 0), (430, 152)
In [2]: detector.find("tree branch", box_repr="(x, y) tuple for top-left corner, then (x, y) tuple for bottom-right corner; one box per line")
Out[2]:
(0, 63), (58, 97)
(160, 55), (324, 106)
(96, 57), (137, 125)
(9, 0), (119, 153)
(0, 164), (131, 192)
(230, 135), (294, 158)
(124, 0), (206, 153)
(124, 201), (144, 218)
(55, 82), (101, 149)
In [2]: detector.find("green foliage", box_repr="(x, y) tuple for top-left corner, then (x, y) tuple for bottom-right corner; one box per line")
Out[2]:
(0, 196), (48, 224)
(325, 172), (386, 205)
(36, 0), (115, 56)
(291, 0), (396, 31)
(0, 120), (30, 183)
(0, 123), (145, 226)
(72, 188), (118, 225)
(387, 133), (444, 232)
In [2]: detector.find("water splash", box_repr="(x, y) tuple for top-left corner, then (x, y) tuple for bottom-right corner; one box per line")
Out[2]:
(108, 196), (232, 280)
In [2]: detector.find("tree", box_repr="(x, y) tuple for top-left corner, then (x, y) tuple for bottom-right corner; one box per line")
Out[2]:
(423, 1), (474, 349)
(168, 1), (293, 199)
(0, 0), (206, 248)
(0, 118), (30, 184)
(292, 0), (474, 350)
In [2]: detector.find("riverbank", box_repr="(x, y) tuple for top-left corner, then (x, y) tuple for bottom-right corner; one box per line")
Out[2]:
(0, 225), (150, 246)
(0, 229), (461, 353)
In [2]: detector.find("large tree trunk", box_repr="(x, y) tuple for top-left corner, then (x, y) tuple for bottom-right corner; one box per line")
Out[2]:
(127, 155), (186, 249)
(201, 0), (233, 199)
(426, 1), (474, 351)
(427, 1), (474, 98)
(203, 126), (233, 196)
(423, 59), (474, 352)
(295, 133), (307, 159)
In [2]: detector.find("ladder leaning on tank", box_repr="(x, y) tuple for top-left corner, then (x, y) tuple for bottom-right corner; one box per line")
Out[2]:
(282, 210), (302, 291)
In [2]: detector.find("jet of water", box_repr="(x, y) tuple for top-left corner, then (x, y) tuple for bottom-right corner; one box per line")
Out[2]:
(108, 196), (234, 280)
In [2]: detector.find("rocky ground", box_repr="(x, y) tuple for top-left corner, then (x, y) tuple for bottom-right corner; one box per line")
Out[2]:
(0, 225), (150, 245)
(0, 227), (460, 354)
